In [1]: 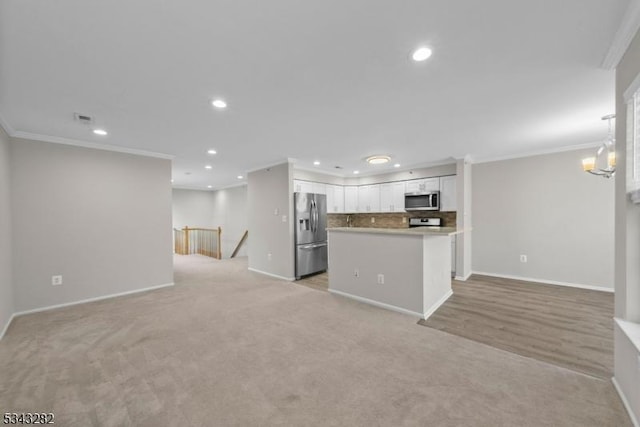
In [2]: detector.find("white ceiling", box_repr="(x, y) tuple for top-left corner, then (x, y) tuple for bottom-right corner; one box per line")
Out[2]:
(0, 0), (629, 189)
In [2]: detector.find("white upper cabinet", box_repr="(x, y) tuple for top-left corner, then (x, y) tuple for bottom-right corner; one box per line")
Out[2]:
(293, 179), (313, 194)
(344, 186), (359, 212)
(312, 182), (327, 195)
(357, 184), (381, 212)
(439, 175), (457, 211)
(404, 177), (440, 193)
(325, 185), (344, 213)
(380, 182), (406, 212)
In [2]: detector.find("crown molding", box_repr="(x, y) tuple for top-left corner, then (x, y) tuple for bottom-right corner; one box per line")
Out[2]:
(601, 0), (640, 69)
(11, 131), (174, 160)
(244, 158), (295, 174)
(472, 141), (602, 164)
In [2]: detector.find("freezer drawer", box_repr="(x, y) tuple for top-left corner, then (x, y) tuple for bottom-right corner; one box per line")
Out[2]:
(295, 242), (328, 279)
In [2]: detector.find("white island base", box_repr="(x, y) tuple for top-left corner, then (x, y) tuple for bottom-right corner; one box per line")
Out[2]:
(328, 227), (455, 319)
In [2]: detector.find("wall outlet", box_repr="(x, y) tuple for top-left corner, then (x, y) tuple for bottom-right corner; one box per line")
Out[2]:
(274, 208), (279, 215)
(402, 217), (406, 223)
(281, 215), (287, 222)
(354, 268), (359, 278)
(520, 254), (528, 263)
(267, 253), (272, 261)
(377, 274), (384, 284)
(371, 217), (375, 223)
(52, 275), (63, 286)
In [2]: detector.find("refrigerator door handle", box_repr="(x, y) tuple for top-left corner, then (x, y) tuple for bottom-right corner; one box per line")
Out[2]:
(311, 198), (317, 233)
(299, 242), (327, 250)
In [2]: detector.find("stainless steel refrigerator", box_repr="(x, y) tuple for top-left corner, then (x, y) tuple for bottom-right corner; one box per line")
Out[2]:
(294, 192), (328, 279)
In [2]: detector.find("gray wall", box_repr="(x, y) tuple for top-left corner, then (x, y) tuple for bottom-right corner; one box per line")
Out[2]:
(472, 148), (614, 289)
(211, 185), (248, 258)
(172, 186), (248, 258)
(11, 138), (174, 312)
(248, 162), (294, 280)
(172, 188), (217, 229)
(0, 126), (14, 336)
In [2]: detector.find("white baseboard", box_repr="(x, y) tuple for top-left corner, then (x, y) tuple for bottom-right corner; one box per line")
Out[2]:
(0, 313), (16, 341)
(454, 272), (472, 281)
(423, 289), (453, 320)
(12, 282), (175, 318)
(329, 289), (425, 319)
(471, 271), (614, 293)
(612, 377), (640, 427)
(248, 268), (295, 282)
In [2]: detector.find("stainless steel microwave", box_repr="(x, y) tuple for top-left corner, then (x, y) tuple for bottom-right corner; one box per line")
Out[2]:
(404, 191), (440, 211)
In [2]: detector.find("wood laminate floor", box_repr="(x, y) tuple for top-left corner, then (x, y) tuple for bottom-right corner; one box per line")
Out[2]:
(419, 275), (614, 379)
(295, 271), (329, 292)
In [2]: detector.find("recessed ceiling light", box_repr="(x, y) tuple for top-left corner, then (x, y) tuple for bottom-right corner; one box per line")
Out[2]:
(212, 99), (227, 109)
(237, 175), (243, 179)
(353, 170), (360, 175)
(205, 165), (213, 169)
(207, 149), (217, 155)
(412, 47), (432, 62)
(366, 155), (391, 165)
(207, 185), (212, 189)
(313, 161), (320, 166)
(93, 129), (108, 136)
(394, 163), (401, 168)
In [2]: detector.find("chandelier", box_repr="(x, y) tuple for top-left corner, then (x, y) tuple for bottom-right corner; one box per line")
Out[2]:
(582, 114), (616, 178)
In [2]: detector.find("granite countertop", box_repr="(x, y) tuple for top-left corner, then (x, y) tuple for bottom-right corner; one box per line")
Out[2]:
(327, 226), (463, 236)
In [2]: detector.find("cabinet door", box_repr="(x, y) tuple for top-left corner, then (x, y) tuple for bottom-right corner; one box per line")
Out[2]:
(423, 177), (440, 192)
(439, 175), (457, 211)
(344, 186), (358, 212)
(326, 185), (345, 213)
(293, 179), (313, 193)
(357, 186), (369, 212)
(379, 183), (394, 212)
(404, 179), (422, 193)
(391, 181), (405, 212)
(368, 184), (381, 212)
(333, 185), (344, 213)
(312, 182), (327, 195)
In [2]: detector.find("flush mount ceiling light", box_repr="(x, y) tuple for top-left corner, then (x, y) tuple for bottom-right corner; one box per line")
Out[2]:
(93, 129), (108, 136)
(237, 175), (243, 179)
(394, 163), (401, 168)
(207, 149), (217, 155)
(366, 155), (391, 165)
(212, 99), (227, 109)
(582, 114), (616, 178)
(313, 161), (320, 166)
(353, 170), (360, 175)
(412, 46), (432, 62)
(207, 185), (212, 189)
(205, 165), (213, 169)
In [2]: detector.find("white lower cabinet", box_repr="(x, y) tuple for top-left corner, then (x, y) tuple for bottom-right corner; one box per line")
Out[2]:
(380, 182), (405, 212)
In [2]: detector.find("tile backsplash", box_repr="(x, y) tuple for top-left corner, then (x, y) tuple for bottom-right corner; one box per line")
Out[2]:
(327, 211), (457, 229)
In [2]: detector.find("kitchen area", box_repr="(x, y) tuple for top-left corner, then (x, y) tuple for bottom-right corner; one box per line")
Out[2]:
(293, 169), (465, 319)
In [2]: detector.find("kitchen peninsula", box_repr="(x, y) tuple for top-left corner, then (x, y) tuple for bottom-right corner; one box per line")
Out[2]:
(327, 227), (462, 319)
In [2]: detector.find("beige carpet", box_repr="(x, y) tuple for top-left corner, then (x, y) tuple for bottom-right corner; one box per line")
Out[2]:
(0, 255), (632, 426)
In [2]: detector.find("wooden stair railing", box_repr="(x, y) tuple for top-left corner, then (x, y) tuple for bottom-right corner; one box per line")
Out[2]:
(230, 230), (248, 258)
(173, 226), (222, 259)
